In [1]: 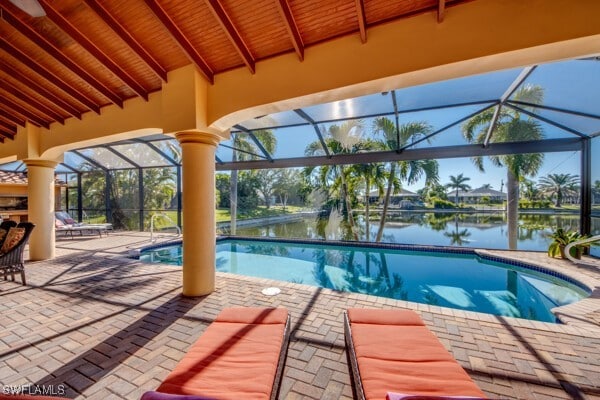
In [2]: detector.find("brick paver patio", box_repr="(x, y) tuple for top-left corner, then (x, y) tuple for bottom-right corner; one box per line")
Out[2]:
(1, 232), (599, 399)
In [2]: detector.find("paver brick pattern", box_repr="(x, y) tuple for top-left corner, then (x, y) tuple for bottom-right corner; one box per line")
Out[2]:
(0, 232), (599, 399)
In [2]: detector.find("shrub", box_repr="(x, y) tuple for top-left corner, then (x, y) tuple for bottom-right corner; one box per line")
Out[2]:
(430, 197), (456, 209)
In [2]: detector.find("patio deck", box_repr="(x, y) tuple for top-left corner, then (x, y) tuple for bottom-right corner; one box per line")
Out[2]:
(1, 232), (599, 399)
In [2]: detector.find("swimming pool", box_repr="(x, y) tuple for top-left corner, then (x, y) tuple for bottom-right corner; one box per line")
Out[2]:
(139, 238), (589, 323)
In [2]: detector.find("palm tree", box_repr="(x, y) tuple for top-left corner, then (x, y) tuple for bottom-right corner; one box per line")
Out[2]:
(462, 84), (545, 249)
(446, 173), (471, 205)
(372, 117), (439, 242)
(520, 178), (540, 202)
(305, 120), (366, 240)
(351, 161), (386, 241)
(538, 173), (579, 207)
(230, 130), (276, 233)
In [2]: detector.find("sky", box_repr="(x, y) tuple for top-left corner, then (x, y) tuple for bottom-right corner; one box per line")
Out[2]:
(216, 58), (600, 192)
(406, 150), (582, 193)
(221, 117), (587, 194)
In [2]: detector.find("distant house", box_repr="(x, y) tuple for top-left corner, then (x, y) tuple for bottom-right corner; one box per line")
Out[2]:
(451, 186), (506, 204)
(367, 188), (420, 206)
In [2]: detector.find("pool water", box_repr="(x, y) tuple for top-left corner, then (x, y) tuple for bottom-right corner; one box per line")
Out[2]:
(139, 239), (589, 323)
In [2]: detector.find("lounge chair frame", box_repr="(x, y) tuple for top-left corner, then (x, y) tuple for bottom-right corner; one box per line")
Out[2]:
(343, 311), (366, 400)
(272, 314), (291, 400)
(56, 224), (110, 238)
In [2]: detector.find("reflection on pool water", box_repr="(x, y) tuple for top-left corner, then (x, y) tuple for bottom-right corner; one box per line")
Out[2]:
(139, 239), (589, 323)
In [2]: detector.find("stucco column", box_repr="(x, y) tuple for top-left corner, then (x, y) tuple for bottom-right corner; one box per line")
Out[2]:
(24, 159), (58, 261)
(175, 130), (221, 296)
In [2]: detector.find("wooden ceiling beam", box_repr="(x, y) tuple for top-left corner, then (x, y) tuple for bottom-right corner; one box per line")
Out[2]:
(275, 0), (304, 61)
(0, 129), (12, 142)
(438, 0), (446, 23)
(0, 81), (66, 124)
(0, 108), (26, 127)
(38, 0), (149, 101)
(0, 119), (17, 135)
(0, 81), (65, 125)
(144, 0), (214, 84)
(0, 98), (50, 129)
(0, 3), (124, 107)
(355, 0), (367, 43)
(0, 61), (82, 119)
(83, 0), (168, 82)
(0, 38), (100, 114)
(205, 0), (255, 73)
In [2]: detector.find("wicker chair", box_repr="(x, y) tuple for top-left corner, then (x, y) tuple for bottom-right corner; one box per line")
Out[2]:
(0, 220), (18, 233)
(0, 222), (35, 286)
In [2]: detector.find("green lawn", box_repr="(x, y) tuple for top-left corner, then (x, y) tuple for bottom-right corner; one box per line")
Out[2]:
(147, 206), (307, 225)
(216, 205), (305, 222)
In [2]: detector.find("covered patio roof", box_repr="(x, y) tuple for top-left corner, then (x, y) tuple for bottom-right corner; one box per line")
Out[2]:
(0, 0), (474, 139)
(0, 58), (599, 173)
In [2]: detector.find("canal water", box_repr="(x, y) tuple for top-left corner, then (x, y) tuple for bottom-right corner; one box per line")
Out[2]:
(221, 211), (588, 252)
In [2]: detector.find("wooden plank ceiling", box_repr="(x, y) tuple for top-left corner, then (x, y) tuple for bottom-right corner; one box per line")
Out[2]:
(0, 0), (463, 142)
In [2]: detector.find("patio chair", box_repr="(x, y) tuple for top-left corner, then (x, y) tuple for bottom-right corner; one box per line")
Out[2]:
(344, 308), (486, 400)
(0, 222), (35, 286)
(0, 220), (18, 242)
(55, 211), (112, 237)
(141, 307), (290, 400)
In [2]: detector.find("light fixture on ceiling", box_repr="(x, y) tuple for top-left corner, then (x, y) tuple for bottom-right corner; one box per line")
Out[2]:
(8, 0), (45, 17)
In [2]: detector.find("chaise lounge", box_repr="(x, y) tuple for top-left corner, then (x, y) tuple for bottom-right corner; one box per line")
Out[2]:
(344, 308), (486, 400)
(141, 307), (290, 400)
(55, 211), (112, 238)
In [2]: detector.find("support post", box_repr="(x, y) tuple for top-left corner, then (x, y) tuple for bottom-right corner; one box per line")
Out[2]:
(176, 165), (182, 228)
(24, 159), (58, 260)
(77, 172), (83, 221)
(175, 130), (221, 296)
(581, 138), (592, 236)
(138, 167), (144, 231)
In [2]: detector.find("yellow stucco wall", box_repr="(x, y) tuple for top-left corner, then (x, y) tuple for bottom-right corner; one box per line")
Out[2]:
(0, 185), (27, 196)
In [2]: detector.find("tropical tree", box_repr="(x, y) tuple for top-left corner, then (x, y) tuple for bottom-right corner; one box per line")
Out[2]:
(538, 173), (579, 207)
(304, 120), (366, 240)
(254, 169), (279, 208)
(372, 117), (439, 242)
(418, 182), (448, 203)
(481, 183), (492, 189)
(230, 130), (276, 233)
(351, 161), (386, 241)
(446, 173), (471, 205)
(520, 178), (540, 202)
(215, 173), (230, 208)
(462, 84), (545, 249)
(273, 169), (303, 211)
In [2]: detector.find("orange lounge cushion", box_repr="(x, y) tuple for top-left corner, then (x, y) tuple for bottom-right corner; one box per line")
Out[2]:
(348, 308), (486, 400)
(156, 307), (287, 400)
(347, 308), (426, 326)
(387, 394), (485, 400)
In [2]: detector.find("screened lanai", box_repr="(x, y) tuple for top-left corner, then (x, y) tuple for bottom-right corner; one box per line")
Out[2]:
(1, 57), (599, 251)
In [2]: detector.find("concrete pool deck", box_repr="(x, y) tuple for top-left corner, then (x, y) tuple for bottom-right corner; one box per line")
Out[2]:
(1, 232), (599, 399)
